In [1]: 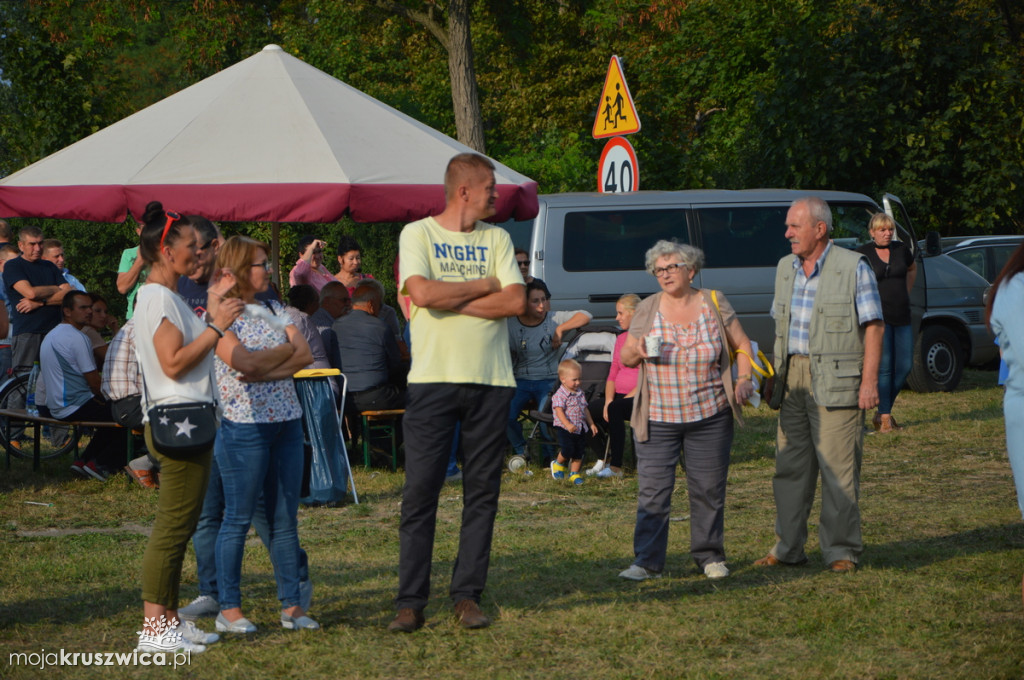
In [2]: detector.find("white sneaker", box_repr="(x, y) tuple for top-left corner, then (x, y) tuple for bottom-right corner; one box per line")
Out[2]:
(703, 561), (730, 579)
(136, 636), (207, 654)
(618, 564), (662, 581)
(586, 460), (606, 476)
(178, 594), (219, 621)
(176, 620), (219, 645)
(597, 467), (623, 478)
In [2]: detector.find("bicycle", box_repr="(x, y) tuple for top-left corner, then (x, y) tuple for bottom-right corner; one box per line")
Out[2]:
(0, 372), (81, 460)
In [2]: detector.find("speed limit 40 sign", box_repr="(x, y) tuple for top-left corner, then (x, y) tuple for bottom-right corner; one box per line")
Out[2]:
(598, 136), (639, 193)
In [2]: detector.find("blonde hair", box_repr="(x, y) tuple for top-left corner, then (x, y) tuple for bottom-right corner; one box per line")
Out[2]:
(215, 235), (269, 300)
(617, 293), (641, 311)
(868, 212), (896, 234)
(558, 358), (582, 378)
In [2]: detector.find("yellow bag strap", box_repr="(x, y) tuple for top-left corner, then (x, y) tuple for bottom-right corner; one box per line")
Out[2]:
(733, 348), (775, 378)
(711, 289), (774, 379)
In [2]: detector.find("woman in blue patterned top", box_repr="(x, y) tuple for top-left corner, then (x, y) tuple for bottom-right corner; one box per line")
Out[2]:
(211, 236), (317, 634)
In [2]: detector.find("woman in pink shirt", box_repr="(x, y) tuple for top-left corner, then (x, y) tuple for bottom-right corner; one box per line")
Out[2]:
(288, 235), (335, 292)
(594, 294), (641, 479)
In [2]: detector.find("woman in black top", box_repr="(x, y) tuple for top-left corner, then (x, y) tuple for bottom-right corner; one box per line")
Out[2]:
(857, 213), (917, 433)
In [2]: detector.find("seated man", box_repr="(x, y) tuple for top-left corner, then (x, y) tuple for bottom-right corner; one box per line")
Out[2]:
(333, 280), (406, 412)
(41, 291), (127, 480)
(101, 317), (156, 488)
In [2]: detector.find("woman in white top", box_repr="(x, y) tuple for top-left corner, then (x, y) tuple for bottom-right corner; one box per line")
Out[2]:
(133, 203), (243, 653)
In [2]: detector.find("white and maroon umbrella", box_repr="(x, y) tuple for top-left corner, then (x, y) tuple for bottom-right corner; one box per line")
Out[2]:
(0, 44), (538, 224)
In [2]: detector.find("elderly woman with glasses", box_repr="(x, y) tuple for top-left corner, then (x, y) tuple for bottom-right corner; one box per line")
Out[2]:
(618, 240), (754, 582)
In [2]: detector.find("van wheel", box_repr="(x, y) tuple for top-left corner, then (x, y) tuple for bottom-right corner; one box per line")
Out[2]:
(907, 325), (964, 392)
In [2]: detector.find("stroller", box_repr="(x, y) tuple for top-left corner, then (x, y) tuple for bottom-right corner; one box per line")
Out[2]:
(507, 324), (621, 472)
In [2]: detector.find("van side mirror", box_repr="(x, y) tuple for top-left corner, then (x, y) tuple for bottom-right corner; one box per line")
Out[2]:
(924, 231), (942, 257)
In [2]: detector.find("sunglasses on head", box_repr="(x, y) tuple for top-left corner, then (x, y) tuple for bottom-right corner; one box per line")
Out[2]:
(159, 211), (182, 248)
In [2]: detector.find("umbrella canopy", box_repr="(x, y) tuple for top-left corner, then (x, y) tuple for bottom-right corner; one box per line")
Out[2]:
(0, 45), (538, 224)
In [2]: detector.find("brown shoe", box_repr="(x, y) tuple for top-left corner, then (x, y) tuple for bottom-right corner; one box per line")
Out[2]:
(829, 559), (857, 573)
(454, 599), (491, 629)
(879, 414), (895, 433)
(872, 413), (882, 431)
(753, 553), (808, 567)
(387, 607), (424, 633)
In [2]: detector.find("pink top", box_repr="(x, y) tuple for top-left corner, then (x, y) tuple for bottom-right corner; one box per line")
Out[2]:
(607, 332), (639, 395)
(289, 258), (335, 292)
(646, 302), (728, 424)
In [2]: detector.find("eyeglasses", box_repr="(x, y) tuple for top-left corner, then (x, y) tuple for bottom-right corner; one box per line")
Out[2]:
(653, 263), (686, 277)
(517, 259), (529, 267)
(251, 261), (272, 271)
(159, 211), (182, 248)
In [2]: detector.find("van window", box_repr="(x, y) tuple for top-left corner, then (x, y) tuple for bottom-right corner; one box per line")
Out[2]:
(695, 206), (791, 267)
(563, 209), (688, 272)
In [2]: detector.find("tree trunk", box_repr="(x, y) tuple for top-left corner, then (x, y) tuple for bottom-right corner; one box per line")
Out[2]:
(446, 0), (485, 153)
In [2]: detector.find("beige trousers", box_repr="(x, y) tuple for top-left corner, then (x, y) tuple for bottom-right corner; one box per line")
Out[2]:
(771, 355), (863, 565)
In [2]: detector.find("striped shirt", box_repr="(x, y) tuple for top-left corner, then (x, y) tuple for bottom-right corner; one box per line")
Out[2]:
(647, 303), (729, 424)
(780, 242), (883, 356)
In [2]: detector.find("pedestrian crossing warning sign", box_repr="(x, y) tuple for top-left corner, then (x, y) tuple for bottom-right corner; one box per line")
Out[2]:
(592, 55), (640, 139)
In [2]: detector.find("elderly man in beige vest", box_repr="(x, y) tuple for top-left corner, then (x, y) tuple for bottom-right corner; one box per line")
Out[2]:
(756, 196), (884, 573)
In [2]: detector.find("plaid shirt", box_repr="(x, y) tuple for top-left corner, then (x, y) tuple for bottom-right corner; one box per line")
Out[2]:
(647, 303), (729, 424)
(101, 318), (142, 401)
(780, 242), (882, 356)
(551, 384), (590, 433)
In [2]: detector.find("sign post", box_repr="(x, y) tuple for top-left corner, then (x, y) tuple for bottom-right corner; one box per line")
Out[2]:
(592, 55), (640, 193)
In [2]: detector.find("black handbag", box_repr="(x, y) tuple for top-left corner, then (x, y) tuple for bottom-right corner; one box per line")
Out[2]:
(147, 401), (218, 458)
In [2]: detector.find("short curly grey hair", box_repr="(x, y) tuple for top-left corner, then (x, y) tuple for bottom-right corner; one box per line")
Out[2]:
(644, 240), (704, 276)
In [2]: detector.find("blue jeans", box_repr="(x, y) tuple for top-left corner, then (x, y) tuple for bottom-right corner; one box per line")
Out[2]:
(506, 378), (556, 462)
(878, 323), (913, 415)
(192, 454), (308, 600)
(214, 418), (304, 610)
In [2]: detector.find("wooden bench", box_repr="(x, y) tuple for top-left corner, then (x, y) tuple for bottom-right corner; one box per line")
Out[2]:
(360, 409), (404, 471)
(0, 408), (135, 472)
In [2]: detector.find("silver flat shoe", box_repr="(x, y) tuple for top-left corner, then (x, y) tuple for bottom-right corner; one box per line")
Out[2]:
(215, 612), (257, 634)
(281, 612), (320, 630)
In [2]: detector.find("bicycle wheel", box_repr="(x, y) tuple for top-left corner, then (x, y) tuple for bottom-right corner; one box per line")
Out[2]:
(0, 373), (81, 460)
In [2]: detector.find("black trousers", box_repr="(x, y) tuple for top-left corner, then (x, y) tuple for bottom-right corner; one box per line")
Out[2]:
(66, 397), (128, 470)
(396, 383), (514, 611)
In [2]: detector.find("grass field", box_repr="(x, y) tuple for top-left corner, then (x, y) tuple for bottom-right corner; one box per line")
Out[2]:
(2, 369), (1022, 679)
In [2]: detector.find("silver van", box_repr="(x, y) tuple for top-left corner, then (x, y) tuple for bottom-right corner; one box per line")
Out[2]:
(502, 189), (997, 392)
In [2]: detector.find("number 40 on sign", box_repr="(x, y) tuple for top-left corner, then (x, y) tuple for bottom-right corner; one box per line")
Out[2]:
(598, 136), (639, 193)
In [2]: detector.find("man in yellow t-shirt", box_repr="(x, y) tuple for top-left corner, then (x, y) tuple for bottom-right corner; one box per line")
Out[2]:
(389, 153), (525, 633)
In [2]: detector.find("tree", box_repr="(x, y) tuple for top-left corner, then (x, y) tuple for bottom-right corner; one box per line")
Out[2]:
(367, 0), (485, 151)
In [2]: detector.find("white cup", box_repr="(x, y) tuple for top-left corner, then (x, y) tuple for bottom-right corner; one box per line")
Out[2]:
(644, 335), (662, 358)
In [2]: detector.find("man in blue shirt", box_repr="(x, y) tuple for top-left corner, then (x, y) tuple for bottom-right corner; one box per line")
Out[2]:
(3, 226), (72, 384)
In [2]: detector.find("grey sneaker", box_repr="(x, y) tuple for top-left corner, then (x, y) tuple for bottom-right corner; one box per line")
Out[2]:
(178, 595), (219, 621)
(618, 564), (662, 581)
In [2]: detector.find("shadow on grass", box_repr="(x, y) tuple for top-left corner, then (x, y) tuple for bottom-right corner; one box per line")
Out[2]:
(484, 522), (1024, 611)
